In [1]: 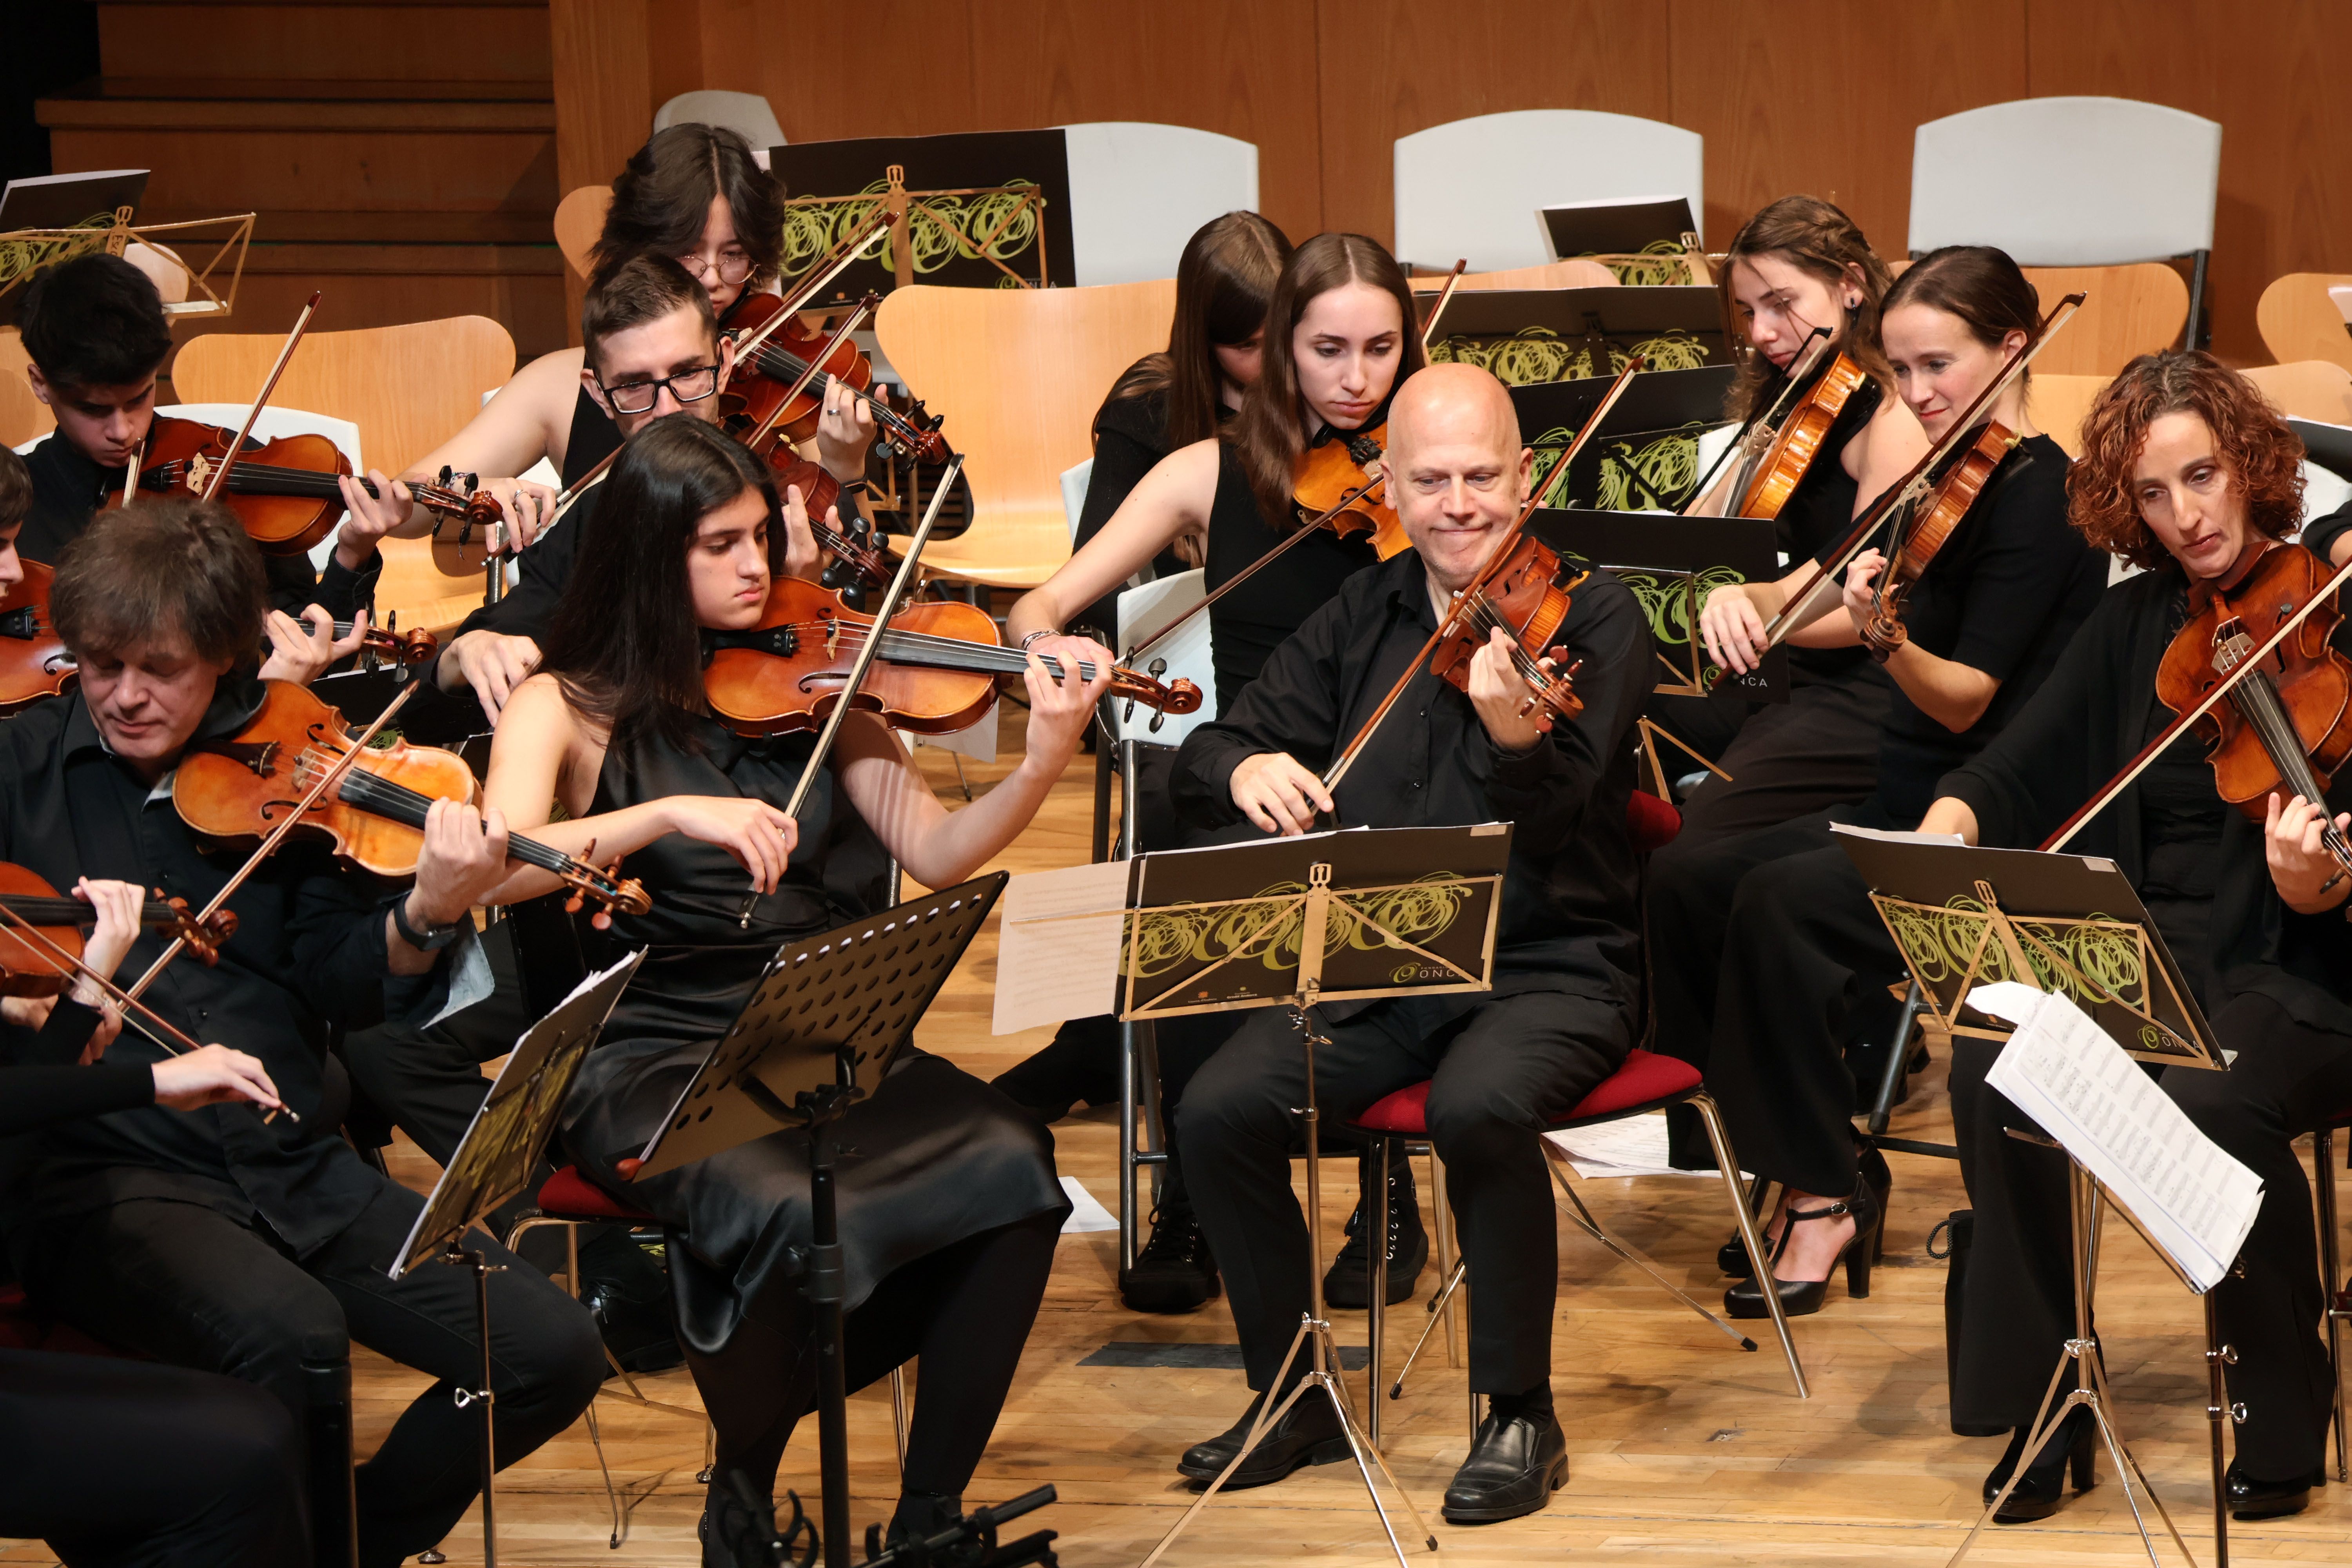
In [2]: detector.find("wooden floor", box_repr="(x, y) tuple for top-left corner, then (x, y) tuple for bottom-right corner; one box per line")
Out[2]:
(14, 714), (2352, 1565)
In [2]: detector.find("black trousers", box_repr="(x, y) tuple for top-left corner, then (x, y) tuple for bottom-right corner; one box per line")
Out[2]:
(0, 1348), (308, 1568)
(337, 922), (535, 1170)
(1665, 670), (1889, 849)
(1954, 994), (2352, 1478)
(1677, 826), (1908, 1196)
(18, 1175), (606, 1568)
(1181, 990), (1630, 1395)
(688, 1210), (1062, 1506)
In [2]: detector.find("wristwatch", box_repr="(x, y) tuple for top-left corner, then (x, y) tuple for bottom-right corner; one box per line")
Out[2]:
(392, 897), (467, 953)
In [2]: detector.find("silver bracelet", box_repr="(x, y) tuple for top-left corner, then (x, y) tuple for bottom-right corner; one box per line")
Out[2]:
(1019, 629), (1056, 652)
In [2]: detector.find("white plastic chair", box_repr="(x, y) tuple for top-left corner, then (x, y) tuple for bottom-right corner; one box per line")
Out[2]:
(1057, 123), (1258, 287)
(1060, 457), (1094, 543)
(1393, 110), (1704, 273)
(653, 91), (785, 162)
(1909, 97), (2220, 347)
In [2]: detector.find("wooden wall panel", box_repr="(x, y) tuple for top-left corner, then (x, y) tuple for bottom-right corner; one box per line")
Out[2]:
(745, 3), (981, 138)
(1314, 1), (1670, 247)
(96, 5), (552, 82)
(2025, 0), (2352, 363)
(1668, 0), (2025, 264)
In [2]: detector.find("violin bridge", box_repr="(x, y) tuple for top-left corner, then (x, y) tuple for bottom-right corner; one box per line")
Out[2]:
(183, 452), (212, 493)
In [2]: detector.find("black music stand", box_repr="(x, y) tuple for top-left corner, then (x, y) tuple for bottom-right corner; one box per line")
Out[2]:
(386, 948), (648, 1568)
(1127, 826), (1512, 1568)
(630, 875), (1008, 1568)
(1833, 831), (2236, 1567)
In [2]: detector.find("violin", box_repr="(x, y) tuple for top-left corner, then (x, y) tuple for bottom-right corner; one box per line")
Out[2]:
(721, 292), (949, 464)
(1293, 426), (1408, 559)
(1733, 351), (1869, 519)
(742, 440), (896, 605)
(2158, 545), (2352, 861)
(1859, 421), (2020, 660)
(171, 681), (650, 922)
(702, 575), (1202, 739)
(0, 863), (234, 999)
(115, 416), (502, 557)
(1426, 532), (1588, 728)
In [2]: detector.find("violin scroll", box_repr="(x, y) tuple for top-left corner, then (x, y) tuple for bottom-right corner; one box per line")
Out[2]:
(553, 840), (651, 929)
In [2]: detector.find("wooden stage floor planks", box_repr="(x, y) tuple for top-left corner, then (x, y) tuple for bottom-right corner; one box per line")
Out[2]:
(9, 718), (2352, 1565)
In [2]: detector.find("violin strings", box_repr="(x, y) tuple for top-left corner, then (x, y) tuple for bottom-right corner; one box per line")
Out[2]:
(287, 746), (598, 882)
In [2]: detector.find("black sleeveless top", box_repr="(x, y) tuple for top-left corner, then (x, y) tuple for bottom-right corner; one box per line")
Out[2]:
(1202, 443), (1377, 713)
(1771, 374), (1885, 686)
(560, 386), (623, 490)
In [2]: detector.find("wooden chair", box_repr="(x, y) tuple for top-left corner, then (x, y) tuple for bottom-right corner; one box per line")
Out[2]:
(875, 278), (1174, 590)
(173, 317), (519, 638)
(2029, 373), (2108, 459)
(2020, 264), (2189, 377)
(0, 329), (52, 449)
(2244, 360), (2352, 426)
(2257, 274), (2352, 375)
(555, 185), (612, 283)
(1408, 258), (1620, 293)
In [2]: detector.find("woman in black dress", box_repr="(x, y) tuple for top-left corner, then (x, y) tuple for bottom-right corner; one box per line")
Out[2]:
(1001, 232), (1430, 1316)
(478, 416), (1107, 1559)
(1656, 247), (2108, 1318)
(1918, 352), (2352, 1524)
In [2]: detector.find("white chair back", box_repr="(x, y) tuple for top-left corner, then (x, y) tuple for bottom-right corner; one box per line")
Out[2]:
(1112, 569), (1216, 748)
(1060, 458), (1094, 543)
(1058, 122), (1258, 287)
(653, 91), (785, 155)
(1393, 111), (1704, 273)
(157, 403), (362, 573)
(1907, 97), (2220, 265)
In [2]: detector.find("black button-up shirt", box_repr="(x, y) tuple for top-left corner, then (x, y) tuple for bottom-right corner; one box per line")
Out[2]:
(22, 431), (379, 620)
(0, 682), (448, 1256)
(1173, 548), (1655, 1011)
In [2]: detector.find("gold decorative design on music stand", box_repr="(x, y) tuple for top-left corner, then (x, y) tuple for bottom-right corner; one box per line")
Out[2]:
(781, 164), (1049, 293)
(0, 207), (254, 319)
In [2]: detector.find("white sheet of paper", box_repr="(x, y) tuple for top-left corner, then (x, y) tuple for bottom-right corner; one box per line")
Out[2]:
(1542, 1112), (1743, 1179)
(1827, 821), (1967, 847)
(991, 858), (1131, 1035)
(1978, 986), (2261, 1291)
(1058, 1176), (1119, 1233)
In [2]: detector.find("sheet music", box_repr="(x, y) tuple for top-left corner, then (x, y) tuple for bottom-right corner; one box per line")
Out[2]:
(1976, 983), (2261, 1291)
(992, 858), (1131, 1035)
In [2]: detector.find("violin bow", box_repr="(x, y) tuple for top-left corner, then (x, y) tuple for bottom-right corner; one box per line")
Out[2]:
(124, 680), (417, 1003)
(200, 290), (323, 506)
(1417, 260), (1468, 349)
(1320, 357), (1645, 794)
(2042, 552), (2352, 854)
(737, 450), (967, 928)
(1680, 325), (1833, 517)
(1751, 292), (2085, 654)
(740, 294), (878, 453)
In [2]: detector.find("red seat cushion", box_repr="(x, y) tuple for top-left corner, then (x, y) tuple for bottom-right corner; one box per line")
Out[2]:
(1626, 789), (1682, 855)
(1350, 1049), (1703, 1137)
(537, 1164), (657, 1223)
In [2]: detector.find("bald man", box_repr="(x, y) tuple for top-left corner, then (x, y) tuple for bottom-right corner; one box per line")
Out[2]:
(1166, 364), (1654, 1523)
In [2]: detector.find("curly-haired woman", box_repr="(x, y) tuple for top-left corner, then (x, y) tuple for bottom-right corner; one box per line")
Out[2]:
(1913, 350), (2352, 1524)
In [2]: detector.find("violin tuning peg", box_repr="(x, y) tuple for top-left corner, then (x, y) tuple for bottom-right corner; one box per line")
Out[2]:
(1149, 711), (1165, 734)
(1147, 657), (1167, 677)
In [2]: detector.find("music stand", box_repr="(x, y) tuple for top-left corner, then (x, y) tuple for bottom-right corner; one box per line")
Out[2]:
(386, 948), (648, 1568)
(1130, 825), (1512, 1568)
(629, 874), (1007, 1568)
(1833, 832), (2235, 1567)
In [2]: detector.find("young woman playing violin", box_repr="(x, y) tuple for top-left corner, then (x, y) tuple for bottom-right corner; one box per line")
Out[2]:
(1671, 196), (1927, 843)
(476, 415), (1105, 1557)
(1915, 352), (2352, 1524)
(1650, 247), (2105, 1319)
(1002, 231), (1430, 1316)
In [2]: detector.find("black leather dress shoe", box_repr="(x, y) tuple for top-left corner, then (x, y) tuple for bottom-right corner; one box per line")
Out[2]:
(1176, 1388), (1350, 1490)
(1119, 1206), (1220, 1314)
(1983, 1406), (2095, 1523)
(1442, 1407), (1567, 1524)
(1323, 1160), (1426, 1309)
(2226, 1460), (2323, 1520)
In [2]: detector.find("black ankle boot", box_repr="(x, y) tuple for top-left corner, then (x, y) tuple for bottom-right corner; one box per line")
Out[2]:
(1323, 1154), (1426, 1308)
(577, 1227), (684, 1374)
(1983, 1405), (2096, 1523)
(1120, 1205), (1220, 1313)
(885, 1488), (963, 1548)
(2226, 1459), (2324, 1520)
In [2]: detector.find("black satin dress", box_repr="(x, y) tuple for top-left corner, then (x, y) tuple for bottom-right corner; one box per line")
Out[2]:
(559, 716), (1069, 1356)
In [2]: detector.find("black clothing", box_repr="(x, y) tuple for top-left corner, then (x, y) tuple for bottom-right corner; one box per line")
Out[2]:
(1775, 373), (1882, 686)
(0, 1058), (151, 1133)
(1199, 441), (1377, 715)
(1171, 549), (1650, 1393)
(1069, 380), (1192, 643)
(560, 383), (622, 490)
(1174, 550), (1655, 1010)
(2300, 495), (2352, 569)
(21, 428), (377, 621)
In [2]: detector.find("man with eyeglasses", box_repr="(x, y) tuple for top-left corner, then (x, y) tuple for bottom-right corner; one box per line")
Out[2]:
(349, 256), (843, 729)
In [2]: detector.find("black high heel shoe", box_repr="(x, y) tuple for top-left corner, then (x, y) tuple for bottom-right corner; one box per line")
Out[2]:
(1983, 1405), (2097, 1523)
(1723, 1175), (1884, 1319)
(1721, 1149), (1892, 1277)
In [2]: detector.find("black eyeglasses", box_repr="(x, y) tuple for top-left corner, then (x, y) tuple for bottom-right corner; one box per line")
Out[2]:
(597, 363), (722, 416)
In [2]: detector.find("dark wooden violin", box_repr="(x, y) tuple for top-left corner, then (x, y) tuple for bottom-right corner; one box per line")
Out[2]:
(702, 576), (1203, 739)
(0, 863), (234, 999)
(722, 291), (949, 464)
(1733, 349), (1869, 520)
(1859, 420), (2020, 660)
(172, 681), (650, 924)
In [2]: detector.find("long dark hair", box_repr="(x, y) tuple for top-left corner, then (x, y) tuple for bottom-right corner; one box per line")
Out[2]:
(1103, 212), (1290, 452)
(1881, 244), (2042, 387)
(1718, 195), (1895, 421)
(592, 124), (786, 294)
(1229, 232), (1424, 530)
(539, 416), (780, 750)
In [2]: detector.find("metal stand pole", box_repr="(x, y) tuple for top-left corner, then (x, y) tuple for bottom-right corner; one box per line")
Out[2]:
(808, 1106), (853, 1568)
(433, 1238), (506, 1568)
(2205, 1290), (2239, 1568)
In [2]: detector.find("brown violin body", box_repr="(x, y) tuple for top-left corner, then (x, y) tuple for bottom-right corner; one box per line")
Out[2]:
(2157, 544), (2352, 821)
(722, 293), (950, 464)
(1428, 534), (1586, 728)
(1737, 353), (1867, 520)
(0, 561), (74, 715)
(112, 416), (348, 554)
(0, 862), (233, 999)
(1862, 421), (2018, 659)
(1294, 422), (1409, 559)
